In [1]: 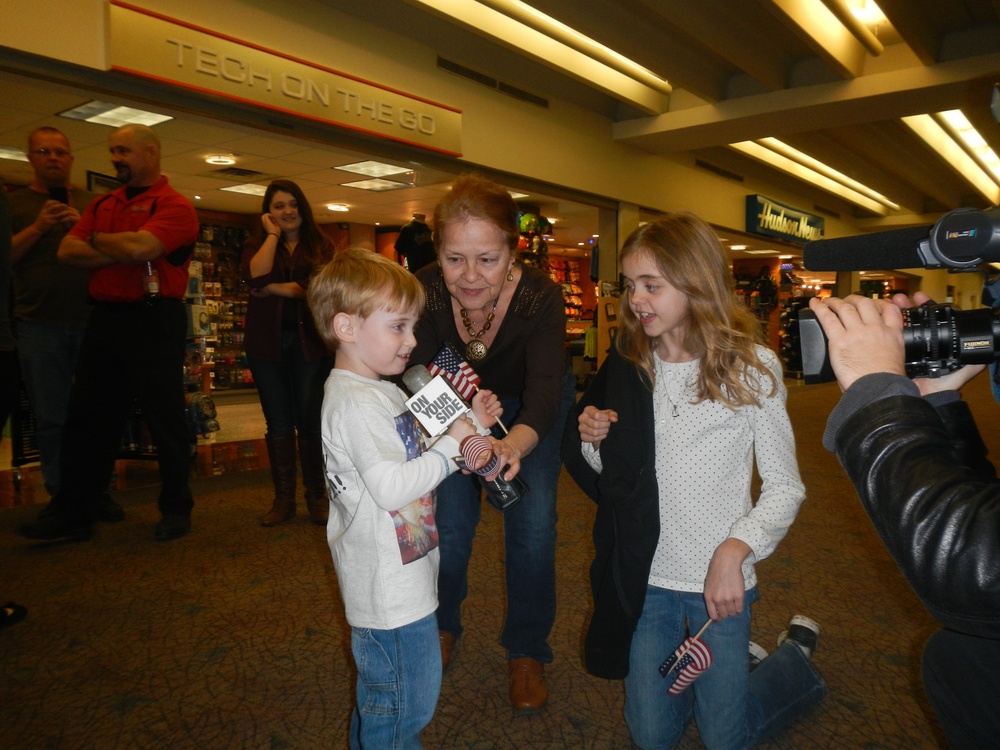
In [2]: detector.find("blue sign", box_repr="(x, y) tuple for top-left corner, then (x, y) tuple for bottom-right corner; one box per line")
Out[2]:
(745, 195), (824, 243)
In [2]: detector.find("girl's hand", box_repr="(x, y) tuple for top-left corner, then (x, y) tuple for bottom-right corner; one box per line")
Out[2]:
(579, 406), (618, 449)
(703, 538), (752, 621)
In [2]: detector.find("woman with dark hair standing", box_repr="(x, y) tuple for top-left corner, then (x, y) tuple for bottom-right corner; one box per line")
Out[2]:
(410, 174), (575, 712)
(242, 179), (334, 526)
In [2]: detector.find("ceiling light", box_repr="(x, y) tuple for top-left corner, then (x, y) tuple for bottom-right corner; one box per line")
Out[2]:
(326, 203), (349, 212)
(205, 154), (237, 166)
(729, 140), (895, 215)
(220, 183), (268, 196)
(936, 109), (1000, 186)
(408, 0), (668, 114)
(335, 160), (412, 178)
(743, 249), (780, 255)
(341, 178), (410, 192)
(59, 101), (172, 127)
(509, 191), (530, 200)
(902, 114), (1000, 204)
(0, 146), (28, 162)
(730, 245), (747, 250)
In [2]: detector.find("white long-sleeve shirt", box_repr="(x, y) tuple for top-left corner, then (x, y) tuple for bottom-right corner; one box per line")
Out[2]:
(321, 369), (461, 630)
(583, 346), (805, 593)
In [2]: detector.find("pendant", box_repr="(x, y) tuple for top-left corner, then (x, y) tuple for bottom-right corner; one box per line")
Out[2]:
(466, 338), (488, 362)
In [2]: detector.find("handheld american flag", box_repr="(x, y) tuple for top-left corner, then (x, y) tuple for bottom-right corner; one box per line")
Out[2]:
(429, 341), (481, 400)
(659, 634), (713, 696)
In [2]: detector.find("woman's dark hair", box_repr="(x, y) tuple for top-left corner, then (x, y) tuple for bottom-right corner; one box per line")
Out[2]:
(261, 179), (331, 265)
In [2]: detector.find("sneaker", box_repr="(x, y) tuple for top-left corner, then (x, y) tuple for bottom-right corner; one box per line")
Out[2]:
(777, 615), (820, 659)
(748, 641), (769, 671)
(154, 514), (191, 542)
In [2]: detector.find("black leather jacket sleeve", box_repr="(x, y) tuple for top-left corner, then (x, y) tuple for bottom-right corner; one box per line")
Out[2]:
(834, 392), (1000, 638)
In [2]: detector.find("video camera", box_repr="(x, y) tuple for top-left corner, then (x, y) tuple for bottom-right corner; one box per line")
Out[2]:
(799, 206), (1000, 384)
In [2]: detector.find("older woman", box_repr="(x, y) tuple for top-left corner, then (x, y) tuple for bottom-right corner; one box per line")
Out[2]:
(241, 179), (334, 527)
(411, 174), (575, 712)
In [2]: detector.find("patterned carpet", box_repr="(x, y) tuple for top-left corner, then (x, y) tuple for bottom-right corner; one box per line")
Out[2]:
(4, 376), (991, 749)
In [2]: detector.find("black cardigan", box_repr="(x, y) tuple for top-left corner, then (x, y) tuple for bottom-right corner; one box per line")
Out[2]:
(561, 346), (661, 679)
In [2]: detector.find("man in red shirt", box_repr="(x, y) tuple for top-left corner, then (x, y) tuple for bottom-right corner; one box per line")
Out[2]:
(20, 124), (199, 542)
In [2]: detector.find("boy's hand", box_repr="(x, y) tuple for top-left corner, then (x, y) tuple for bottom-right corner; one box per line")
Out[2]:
(444, 415), (477, 444)
(470, 389), (502, 428)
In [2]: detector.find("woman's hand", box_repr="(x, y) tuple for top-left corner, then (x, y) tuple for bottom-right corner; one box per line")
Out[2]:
(703, 538), (752, 621)
(579, 405), (618, 450)
(261, 213), (280, 236)
(489, 436), (523, 481)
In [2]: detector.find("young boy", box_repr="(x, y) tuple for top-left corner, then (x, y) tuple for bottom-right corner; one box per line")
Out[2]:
(307, 248), (500, 749)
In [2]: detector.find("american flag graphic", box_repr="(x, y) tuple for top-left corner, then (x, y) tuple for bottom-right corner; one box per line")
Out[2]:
(659, 636), (713, 696)
(428, 341), (481, 400)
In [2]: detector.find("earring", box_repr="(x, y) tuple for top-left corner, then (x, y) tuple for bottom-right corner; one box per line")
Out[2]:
(507, 270), (514, 282)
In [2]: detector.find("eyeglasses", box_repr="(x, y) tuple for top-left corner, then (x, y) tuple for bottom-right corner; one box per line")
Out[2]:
(30, 148), (71, 158)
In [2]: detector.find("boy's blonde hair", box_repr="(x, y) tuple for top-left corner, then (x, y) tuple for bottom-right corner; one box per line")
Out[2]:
(307, 247), (426, 350)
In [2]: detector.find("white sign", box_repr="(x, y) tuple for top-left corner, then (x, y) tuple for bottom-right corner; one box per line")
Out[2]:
(405, 375), (467, 437)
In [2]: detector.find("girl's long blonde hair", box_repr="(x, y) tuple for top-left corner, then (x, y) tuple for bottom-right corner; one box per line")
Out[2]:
(616, 213), (776, 408)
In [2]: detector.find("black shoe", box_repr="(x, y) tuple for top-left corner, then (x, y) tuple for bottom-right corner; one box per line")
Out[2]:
(94, 494), (125, 523)
(20, 508), (93, 542)
(154, 514), (191, 541)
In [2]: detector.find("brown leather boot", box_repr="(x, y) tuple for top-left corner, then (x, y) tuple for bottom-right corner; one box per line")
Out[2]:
(260, 432), (296, 527)
(298, 433), (329, 525)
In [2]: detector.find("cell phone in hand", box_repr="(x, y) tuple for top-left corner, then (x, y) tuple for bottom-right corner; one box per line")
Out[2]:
(48, 186), (69, 204)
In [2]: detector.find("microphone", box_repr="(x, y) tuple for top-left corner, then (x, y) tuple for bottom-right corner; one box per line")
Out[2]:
(803, 224), (932, 271)
(402, 365), (526, 512)
(402, 364), (470, 437)
(803, 207), (1000, 272)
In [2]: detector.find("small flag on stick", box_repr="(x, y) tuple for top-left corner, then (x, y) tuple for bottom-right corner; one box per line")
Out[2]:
(429, 341), (481, 400)
(659, 621), (713, 696)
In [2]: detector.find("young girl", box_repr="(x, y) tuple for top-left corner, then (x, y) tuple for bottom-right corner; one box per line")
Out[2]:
(562, 213), (825, 749)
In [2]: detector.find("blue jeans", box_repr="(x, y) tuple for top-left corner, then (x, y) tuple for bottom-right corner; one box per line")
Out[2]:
(246, 331), (331, 438)
(435, 368), (575, 662)
(349, 612), (441, 750)
(625, 586), (825, 750)
(15, 320), (86, 496)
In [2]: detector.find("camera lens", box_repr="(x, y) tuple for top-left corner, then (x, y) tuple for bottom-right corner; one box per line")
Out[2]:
(902, 304), (1000, 377)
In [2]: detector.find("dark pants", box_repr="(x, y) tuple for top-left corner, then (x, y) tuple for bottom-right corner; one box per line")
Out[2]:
(246, 331), (331, 439)
(923, 629), (1000, 750)
(49, 299), (193, 521)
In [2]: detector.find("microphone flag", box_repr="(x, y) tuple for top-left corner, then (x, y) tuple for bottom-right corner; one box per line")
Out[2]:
(429, 341), (481, 399)
(659, 635), (713, 696)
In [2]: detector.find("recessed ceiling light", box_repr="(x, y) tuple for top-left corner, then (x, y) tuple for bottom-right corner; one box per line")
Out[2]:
(326, 203), (349, 212)
(205, 154), (237, 166)
(341, 178), (409, 192)
(744, 249), (779, 255)
(220, 183), (268, 196)
(0, 146), (28, 162)
(509, 191), (530, 200)
(335, 160), (411, 178)
(730, 245), (747, 250)
(59, 101), (172, 127)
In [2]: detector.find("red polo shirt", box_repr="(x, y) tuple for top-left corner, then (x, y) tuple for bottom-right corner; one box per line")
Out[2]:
(69, 175), (198, 302)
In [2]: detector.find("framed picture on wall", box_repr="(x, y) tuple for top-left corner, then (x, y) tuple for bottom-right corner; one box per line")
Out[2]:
(87, 171), (120, 193)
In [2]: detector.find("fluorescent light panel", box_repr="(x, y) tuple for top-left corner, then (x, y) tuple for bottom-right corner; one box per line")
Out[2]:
(59, 101), (172, 127)
(335, 160), (412, 178)
(729, 140), (892, 215)
(0, 146), (28, 162)
(902, 114), (1000, 205)
(937, 109), (1000, 186)
(341, 178), (410, 192)
(220, 183), (268, 196)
